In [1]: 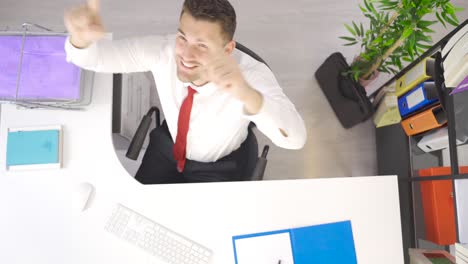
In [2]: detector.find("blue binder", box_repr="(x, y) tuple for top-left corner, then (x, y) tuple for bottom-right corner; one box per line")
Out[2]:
(6, 128), (61, 168)
(232, 220), (357, 264)
(398, 82), (439, 117)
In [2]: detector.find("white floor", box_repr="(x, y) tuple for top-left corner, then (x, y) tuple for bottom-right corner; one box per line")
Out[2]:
(1, 0), (467, 180)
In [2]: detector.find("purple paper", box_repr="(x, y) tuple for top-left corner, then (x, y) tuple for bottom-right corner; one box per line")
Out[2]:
(450, 75), (468, 95)
(0, 35), (81, 100)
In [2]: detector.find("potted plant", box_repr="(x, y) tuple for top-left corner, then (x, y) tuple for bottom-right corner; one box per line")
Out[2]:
(315, 0), (463, 128)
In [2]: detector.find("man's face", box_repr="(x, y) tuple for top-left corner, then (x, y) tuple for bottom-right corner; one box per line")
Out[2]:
(175, 12), (230, 85)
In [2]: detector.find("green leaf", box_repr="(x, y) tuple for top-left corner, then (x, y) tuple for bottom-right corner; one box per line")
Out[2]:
(372, 36), (384, 45)
(339, 36), (356, 42)
(402, 56), (412, 62)
(401, 20), (412, 27)
(421, 0), (431, 5)
(436, 12), (447, 28)
(446, 3), (456, 16)
(416, 42), (432, 49)
(359, 4), (367, 13)
(360, 23), (364, 38)
(417, 20), (438, 28)
(352, 21), (361, 37)
(361, 53), (371, 61)
(441, 11), (452, 26)
(380, 67), (390, 74)
(378, 0), (390, 8)
(344, 23), (357, 36)
(384, 39), (394, 46)
(364, 0), (372, 13)
(388, 1), (399, 8)
(389, 67), (399, 74)
(402, 27), (413, 39)
(364, 0), (371, 12)
(409, 34), (416, 50)
(353, 71), (360, 81)
(421, 27), (435, 33)
(444, 14), (460, 26)
(368, 1), (378, 15)
(416, 47), (425, 54)
(450, 12), (460, 23)
(416, 6), (431, 17)
(344, 41), (358, 46)
(381, 5), (395, 11)
(415, 30), (433, 43)
(395, 57), (402, 69)
(406, 40), (414, 58)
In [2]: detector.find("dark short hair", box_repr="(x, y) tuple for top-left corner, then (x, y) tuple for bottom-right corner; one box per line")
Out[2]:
(181, 0), (237, 42)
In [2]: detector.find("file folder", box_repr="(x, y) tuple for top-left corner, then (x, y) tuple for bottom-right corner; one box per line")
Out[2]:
(373, 92), (401, 128)
(398, 82), (439, 117)
(232, 220), (357, 264)
(396, 57), (435, 97)
(401, 104), (446, 136)
(417, 126), (466, 153)
(6, 125), (63, 170)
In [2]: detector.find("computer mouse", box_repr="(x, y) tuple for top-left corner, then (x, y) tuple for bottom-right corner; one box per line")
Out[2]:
(73, 182), (95, 212)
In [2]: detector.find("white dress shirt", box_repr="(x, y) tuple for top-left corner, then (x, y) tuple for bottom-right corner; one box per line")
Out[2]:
(65, 34), (306, 162)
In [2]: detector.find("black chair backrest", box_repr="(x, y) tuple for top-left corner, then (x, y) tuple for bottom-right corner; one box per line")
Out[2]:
(234, 43), (269, 181)
(235, 42), (270, 69)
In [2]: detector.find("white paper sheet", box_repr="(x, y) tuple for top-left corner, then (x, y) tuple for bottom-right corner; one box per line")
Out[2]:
(455, 179), (468, 243)
(234, 232), (294, 264)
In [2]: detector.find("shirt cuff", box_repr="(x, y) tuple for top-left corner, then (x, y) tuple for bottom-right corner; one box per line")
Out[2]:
(243, 96), (288, 139)
(64, 36), (94, 63)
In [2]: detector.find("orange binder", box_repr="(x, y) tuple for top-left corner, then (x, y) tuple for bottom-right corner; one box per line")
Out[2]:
(418, 166), (468, 245)
(401, 104), (446, 136)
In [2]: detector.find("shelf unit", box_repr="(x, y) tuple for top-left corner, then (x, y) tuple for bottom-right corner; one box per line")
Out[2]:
(375, 19), (468, 263)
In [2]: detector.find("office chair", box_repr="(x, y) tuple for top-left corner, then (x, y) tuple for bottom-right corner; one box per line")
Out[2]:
(126, 42), (270, 181)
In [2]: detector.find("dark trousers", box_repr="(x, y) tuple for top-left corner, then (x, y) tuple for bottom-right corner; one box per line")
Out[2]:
(135, 121), (248, 184)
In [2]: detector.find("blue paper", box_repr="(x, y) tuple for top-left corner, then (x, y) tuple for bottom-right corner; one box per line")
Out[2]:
(291, 221), (357, 264)
(6, 129), (60, 166)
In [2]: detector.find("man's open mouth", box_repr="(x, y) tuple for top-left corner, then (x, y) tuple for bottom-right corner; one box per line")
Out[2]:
(181, 60), (198, 69)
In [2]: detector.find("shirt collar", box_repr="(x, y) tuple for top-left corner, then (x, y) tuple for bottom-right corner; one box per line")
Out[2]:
(183, 82), (217, 96)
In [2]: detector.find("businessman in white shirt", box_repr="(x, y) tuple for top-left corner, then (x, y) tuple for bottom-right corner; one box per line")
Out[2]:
(64, 0), (306, 183)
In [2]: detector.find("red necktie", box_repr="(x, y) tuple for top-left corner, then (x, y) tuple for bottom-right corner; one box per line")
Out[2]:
(173, 86), (197, 172)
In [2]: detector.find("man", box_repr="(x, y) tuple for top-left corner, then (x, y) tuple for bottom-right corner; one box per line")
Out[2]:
(64, 0), (306, 184)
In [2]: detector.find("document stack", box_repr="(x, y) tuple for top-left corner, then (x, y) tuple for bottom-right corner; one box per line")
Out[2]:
(373, 81), (401, 128)
(0, 23), (94, 110)
(393, 55), (448, 136)
(455, 243), (468, 264)
(442, 23), (468, 90)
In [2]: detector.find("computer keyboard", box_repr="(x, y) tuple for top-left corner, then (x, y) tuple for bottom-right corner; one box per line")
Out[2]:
(105, 203), (213, 264)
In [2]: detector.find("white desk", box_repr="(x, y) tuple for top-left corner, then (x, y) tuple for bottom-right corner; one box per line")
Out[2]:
(0, 72), (404, 264)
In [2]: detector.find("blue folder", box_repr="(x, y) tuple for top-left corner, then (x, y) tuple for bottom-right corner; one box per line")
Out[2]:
(6, 129), (60, 166)
(232, 220), (357, 264)
(398, 81), (439, 117)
